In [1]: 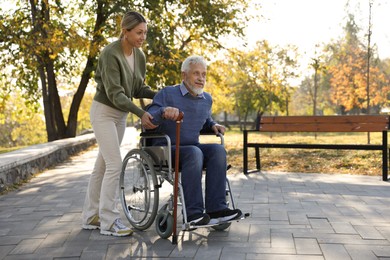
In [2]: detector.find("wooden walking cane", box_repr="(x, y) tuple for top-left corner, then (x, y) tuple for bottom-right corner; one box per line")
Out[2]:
(172, 112), (183, 245)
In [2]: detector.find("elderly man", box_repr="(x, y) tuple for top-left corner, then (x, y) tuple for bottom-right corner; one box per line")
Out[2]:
(147, 55), (242, 226)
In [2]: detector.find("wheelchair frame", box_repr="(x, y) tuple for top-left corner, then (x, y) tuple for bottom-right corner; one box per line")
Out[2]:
(119, 118), (237, 244)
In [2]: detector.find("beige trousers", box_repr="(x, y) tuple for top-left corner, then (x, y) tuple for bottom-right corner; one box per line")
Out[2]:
(82, 100), (128, 230)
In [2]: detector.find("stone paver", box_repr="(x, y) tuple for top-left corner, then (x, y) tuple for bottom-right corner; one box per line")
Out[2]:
(0, 127), (390, 259)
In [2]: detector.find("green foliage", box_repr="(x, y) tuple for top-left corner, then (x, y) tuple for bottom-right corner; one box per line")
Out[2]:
(0, 0), (251, 144)
(140, 0), (250, 88)
(292, 64), (334, 116)
(76, 92), (93, 134)
(0, 90), (46, 147)
(60, 90), (93, 135)
(208, 40), (299, 128)
(0, 1), (87, 104)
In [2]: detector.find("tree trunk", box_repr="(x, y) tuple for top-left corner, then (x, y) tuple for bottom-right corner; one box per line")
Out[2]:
(38, 64), (55, 141)
(66, 1), (108, 137)
(47, 60), (66, 139)
(223, 111), (229, 129)
(313, 67), (318, 116)
(29, 0), (65, 141)
(66, 58), (96, 137)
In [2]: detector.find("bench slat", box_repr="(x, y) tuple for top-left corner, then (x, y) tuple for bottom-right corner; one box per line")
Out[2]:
(259, 115), (389, 132)
(260, 123), (388, 132)
(260, 115), (389, 124)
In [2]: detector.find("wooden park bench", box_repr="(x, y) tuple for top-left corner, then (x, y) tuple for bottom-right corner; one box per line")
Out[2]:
(243, 115), (390, 181)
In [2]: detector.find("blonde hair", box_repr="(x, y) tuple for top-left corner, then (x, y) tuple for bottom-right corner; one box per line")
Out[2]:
(119, 11), (147, 39)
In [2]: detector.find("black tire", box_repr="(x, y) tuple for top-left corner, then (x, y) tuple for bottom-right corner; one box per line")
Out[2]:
(211, 222), (231, 231)
(155, 211), (174, 239)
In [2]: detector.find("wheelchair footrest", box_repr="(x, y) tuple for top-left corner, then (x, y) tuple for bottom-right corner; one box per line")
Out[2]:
(182, 213), (250, 231)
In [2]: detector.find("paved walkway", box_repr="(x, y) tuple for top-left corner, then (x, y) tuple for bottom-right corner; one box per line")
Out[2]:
(0, 128), (390, 259)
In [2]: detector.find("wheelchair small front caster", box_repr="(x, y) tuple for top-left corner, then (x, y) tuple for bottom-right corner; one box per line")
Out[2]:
(211, 222), (231, 231)
(155, 211), (174, 239)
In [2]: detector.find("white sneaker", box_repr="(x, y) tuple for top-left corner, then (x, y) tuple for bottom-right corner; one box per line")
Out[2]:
(100, 218), (133, 237)
(82, 215), (100, 230)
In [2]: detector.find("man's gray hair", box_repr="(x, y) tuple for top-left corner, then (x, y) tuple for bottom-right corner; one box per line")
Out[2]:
(181, 56), (207, 72)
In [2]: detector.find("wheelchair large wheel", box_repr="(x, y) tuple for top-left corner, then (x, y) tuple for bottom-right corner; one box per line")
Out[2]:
(120, 149), (159, 230)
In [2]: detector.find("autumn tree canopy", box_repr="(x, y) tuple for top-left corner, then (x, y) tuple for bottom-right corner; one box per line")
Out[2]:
(208, 40), (299, 129)
(0, 0), (252, 141)
(325, 14), (389, 114)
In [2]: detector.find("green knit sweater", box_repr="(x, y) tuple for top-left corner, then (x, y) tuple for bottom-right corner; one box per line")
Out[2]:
(94, 40), (155, 118)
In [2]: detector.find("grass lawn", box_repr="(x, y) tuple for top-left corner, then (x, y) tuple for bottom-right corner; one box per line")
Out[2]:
(201, 130), (386, 176)
(0, 146), (25, 154)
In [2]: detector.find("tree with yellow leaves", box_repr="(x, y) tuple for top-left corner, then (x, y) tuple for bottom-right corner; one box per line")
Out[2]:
(326, 14), (389, 114)
(208, 41), (298, 130)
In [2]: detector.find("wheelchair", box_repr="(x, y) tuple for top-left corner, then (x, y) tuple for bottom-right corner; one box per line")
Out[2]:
(119, 115), (241, 243)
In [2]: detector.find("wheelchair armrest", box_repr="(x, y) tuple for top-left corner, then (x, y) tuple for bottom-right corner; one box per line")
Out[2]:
(199, 128), (221, 136)
(199, 130), (224, 146)
(139, 131), (172, 149)
(200, 131), (216, 136)
(140, 131), (166, 137)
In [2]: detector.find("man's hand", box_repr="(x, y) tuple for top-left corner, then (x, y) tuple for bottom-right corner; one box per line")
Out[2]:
(163, 107), (181, 121)
(211, 124), (226, 135)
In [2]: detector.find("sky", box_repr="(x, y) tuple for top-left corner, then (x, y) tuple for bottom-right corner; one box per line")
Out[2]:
(238, 0), (390, 74)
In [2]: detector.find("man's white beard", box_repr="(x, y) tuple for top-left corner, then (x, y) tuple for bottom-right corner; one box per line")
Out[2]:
(188, 84), (203, 95)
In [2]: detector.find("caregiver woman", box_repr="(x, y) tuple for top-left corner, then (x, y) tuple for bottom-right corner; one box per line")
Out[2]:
(82, 11), (157, 237)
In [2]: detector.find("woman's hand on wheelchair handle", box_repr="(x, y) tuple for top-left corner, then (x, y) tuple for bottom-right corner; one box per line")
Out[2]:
(141, 112), (158, 130)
